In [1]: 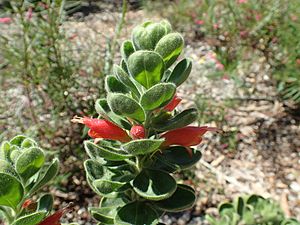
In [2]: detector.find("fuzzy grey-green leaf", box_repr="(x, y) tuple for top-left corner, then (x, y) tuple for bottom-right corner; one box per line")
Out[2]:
(15, 147), (45, 183)
(0, 173), (24, 209)
(107, 93), (145, 122)
(105, 75), (129, 94)
(131, 169), (177, 201)
(155, 33), (184, 68)
(153, 108), (198, 131)
(11, 211), (46, 225)
(121, 40), (135, 61)
(167, 58), (192, 86)
(154, 184), (196, 212)
(115, 201), (159, 225)
(121, 139), (164, 156)
(132, 21), (171, 50)
(127, 51), (165, 89)
(140, 83), (176, 110)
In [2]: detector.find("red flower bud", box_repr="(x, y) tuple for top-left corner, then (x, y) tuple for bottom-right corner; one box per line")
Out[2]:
(38, 204), (72, 225)
(164, 94), (182, 111)
(161, 126), (218, 147)
(130, 125), (145, 139)
(72, 116), (130, 142)
(22, 199), (33, 209)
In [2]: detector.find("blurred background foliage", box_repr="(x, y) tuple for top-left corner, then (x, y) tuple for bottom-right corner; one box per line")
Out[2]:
(143, 0), (300, 103)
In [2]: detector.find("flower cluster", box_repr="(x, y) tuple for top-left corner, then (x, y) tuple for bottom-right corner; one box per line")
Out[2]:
(73, 20), (217, 224)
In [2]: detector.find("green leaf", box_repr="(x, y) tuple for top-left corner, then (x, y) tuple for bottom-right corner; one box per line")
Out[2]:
(167, 58), (192, 86)
(84, 159), (104, 181)
(152, 108), (198, 131)
(121, 139), (164, 156)
(84, 141), (132, 161)
(11, 211), (46, 225)
(93, 179), (125, 196)
(0, 141), (11, 160)
(0, 173), (24, 209)
(107, 93), (145, 122)
(0, 159), (19, 179)
(105, 75), (129, 94)
(154, 184), (196, 212)
(85, 160), (134, 196)
(115, 201), (159, 225)
(113, 65), (140, 97)
(38, 194), (53, 214)
(90, 207), (117, 224)
(121, 40), (135, 61)
(10, 149), (23, 163)
(20, 137), (37, 149)
(29, 158), (59, 194)
(132, 20), (171, 50)
(154, 33), (184, 68)
(15, 147), (45, 183)
(153, 146), (201, 171)
(131, 169), (176, 200)
(100, 195), (129, 208)
(127, 51), (165, 89)
(140, 83), (176, 110)
(10, 135), (27, 147)
(95, 98), (131, 130)
(219, 203), (235, 216)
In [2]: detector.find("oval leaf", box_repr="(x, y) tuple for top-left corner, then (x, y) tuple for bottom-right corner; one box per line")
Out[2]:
(140, 83), (176, 110)
(95, 98), (131, 130)
(115, 201), (159, 225)
(154, 33), (184, 68)
(29, 158), (59, 195)
(127, 51), (165, 89)
(107, 93), (145, 122)
(0, 141), (11, 161)
(84, 159), (104, 181)
(154, 146), (202, 170)
(0, 159), (19, 179)
(167, 58), (192, 86)
(153, 108), (198, 131)
(12, 211), (46, 225)
(15, 147), (45, 183)
(121, 139), (164, 156)
(84, 141), (131, 161)
(105, 75), (129, 94)
(113, 65), (140, 97)
(0, 173), (24, 209)
(38, 194), (54, 214)
(131, 169), (176, 201)
(121, 40), (135, 61)
(90, 207), (117, 224)
(132, 21), (171, 50)
(93, 179), (125, 196)
(154, 184), (196, 212)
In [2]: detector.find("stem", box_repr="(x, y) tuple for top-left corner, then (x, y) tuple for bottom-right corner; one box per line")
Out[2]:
(104, 0), (127, 74)
(18, 3), (39, 126)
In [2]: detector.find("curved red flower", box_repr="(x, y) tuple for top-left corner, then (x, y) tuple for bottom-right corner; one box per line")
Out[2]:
(72, 116), (130, 142)
(38, 205), (72, 225)
(164, 94), (182, 111)
(161, 126), (218, 147)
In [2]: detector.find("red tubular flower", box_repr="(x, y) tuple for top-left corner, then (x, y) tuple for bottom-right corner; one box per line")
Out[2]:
(130, 125), (145, 139)
(72, 116), (130, 142)
(164, 94), (182, 111)
(161, 126), (218, 147)
(38, 205), (72, 225)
